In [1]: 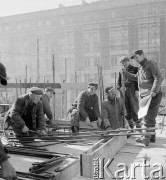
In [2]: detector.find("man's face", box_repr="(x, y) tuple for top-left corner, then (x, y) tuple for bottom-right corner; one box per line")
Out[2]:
(30, 93), (42, 104)
(134, 54), (144, 63)
(121, 60), (130, 68)
(88, 86), (97, 95)
(107, 88), (116, 99)
(47, 91), (54, 99)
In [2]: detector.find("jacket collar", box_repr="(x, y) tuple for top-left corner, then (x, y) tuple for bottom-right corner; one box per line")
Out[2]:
(107, 96), (116, 104)
(139, 58), (147, 67)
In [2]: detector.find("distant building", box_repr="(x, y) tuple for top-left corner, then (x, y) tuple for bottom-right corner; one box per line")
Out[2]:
(0, 0), (166, 116)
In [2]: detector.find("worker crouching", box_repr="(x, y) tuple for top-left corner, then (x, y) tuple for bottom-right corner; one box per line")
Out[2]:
(5, 87), (47, 139)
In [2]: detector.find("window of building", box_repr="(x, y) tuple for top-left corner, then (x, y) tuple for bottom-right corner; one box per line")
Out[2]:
(111, 56), (117, 66)
(161, 69), (165, 79)
(38, 21), (42, 28)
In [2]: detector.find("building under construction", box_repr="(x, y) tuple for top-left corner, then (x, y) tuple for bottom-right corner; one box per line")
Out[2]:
(0, 0), (166, 118)
(0, 1), (166, 179)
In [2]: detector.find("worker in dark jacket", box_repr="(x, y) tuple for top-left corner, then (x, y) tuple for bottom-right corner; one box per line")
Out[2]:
(40, 87), (55, 125)
(0, 62), (17, 179)
(101, 86), (129, 130)
(124, 49), (163, 146)
(6, 87), (47, 136)
(69, 83), (102, 132)
(117, 56), (140, 129)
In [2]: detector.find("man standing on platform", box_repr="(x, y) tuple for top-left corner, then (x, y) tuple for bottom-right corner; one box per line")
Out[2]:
(124, 50), (163, 146)
(117, 56), (141, 129)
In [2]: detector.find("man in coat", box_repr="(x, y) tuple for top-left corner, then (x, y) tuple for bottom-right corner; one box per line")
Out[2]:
(101, 86), (126, 130)
(117, 56), (140, 129)
(6, 87), (47, 136)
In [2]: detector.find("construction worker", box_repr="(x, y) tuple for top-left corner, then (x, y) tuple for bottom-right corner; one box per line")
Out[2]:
(5, 87), (47, 137)
(40, 87), (56, 126)
(117, 56), (141, 129)
(69, 83), (102, 133)
(124, 49), (163, 146)
(101, 86), (129, 130)
(0, 62), (17, 179)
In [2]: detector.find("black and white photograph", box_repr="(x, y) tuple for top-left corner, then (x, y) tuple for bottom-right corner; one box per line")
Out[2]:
(0, 0), (165, 179)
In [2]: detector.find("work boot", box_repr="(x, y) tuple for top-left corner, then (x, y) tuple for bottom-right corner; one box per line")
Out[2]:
(150, 135), (156, 143)
(71, 125), (79, 133)
(136, 137), (149, 146)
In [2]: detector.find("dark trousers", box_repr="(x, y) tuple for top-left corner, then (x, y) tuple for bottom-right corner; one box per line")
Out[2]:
(124, 87), (140, 127)
(142, 91), (162, 142)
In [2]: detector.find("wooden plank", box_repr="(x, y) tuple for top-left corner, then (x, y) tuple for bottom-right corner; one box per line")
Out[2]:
(61, 83), (88, 90)
(0, 83), (61, 89)
(81, 134), (127, 178)
(84, 139), (104, 154)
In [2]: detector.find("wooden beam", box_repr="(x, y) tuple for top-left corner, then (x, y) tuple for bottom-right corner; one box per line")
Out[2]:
(0, 83), (61, 89)
(80, 134), (127, 178)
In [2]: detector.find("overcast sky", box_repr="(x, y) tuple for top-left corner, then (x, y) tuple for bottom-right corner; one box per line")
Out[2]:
(0, 0), (96, 17)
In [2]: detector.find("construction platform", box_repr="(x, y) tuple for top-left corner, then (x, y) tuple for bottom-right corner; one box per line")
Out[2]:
(0, 115), (166, 180)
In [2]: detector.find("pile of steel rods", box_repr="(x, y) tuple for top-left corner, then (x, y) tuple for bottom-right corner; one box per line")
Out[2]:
(6, 127), (157, 145)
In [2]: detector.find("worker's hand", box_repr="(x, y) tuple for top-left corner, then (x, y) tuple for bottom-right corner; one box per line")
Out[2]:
(134, 91), (139, 100)
(40, 130), (47, 135)
(22, 125), (29, 133)
(150, 92), (157, 97)
(1, 159), (17, 180)
(51, 120), (58, 127)
(85, 117), (91, 125)
(97, 118), (102, 127)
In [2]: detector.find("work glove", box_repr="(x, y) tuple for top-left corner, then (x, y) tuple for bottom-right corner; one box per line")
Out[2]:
(37, 130), (47, 136)
(22, 125), (29, 134)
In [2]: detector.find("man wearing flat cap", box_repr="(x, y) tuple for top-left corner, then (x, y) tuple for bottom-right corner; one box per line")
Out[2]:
(117, 56), (140, 130)
(5, 87), (47, 137)
(123, 49), (163, 146)
(40, 87), (56, 126)
(0, 62), (17, 179)
(69, 83), (102, 132)
(101, 86), (129, 130)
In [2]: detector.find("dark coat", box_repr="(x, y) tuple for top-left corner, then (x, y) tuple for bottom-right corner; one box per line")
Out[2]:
(117, 64), (138, 91)
(40, 93), (53, 120)
(73, 90), (100, 121)
(101, 97), (124, 129)
(8, 94), (46, 133)
(0, 140), (8, 163)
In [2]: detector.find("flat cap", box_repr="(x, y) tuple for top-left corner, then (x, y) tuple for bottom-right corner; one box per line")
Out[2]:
(105, 86), (114, 93)
(30, 87), (43, 95)
(88, 83), (98, 89)
(45, 87), (55, 94)
(119, 56), (130, 63)
(0, 63), (7, 86)
(130, 49), (143, 59)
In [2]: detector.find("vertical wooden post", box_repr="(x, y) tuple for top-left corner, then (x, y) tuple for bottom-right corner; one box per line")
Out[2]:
(20, 79), (22, 95)
(25, 65), (27, 93)
(75, 70), (78, 97)
(36, 38), (40, 84)
(15, 78), (18, 98)
(52, 54), (56, 120)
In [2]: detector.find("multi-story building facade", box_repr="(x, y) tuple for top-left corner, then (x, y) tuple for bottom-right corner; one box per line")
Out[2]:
(0, 0), (165, 117)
